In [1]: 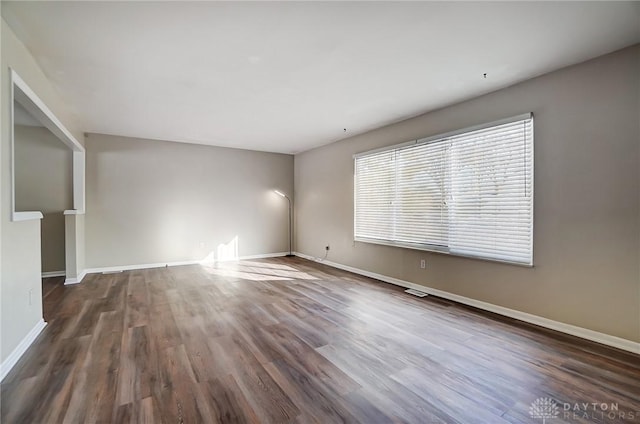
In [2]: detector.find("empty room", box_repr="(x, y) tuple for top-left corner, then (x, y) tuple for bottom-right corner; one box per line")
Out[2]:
(0, 1), (639, 423)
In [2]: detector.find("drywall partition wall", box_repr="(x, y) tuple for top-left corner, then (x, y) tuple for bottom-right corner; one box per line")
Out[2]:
(85, 134), (294, 269)
(0, 18), (83, 368)
(64, 212), (84, 283)
(295, 45), (640, 343)
(14, 125), (73, 273)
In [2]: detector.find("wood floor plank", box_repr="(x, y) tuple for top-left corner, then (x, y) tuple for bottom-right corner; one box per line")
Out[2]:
(116, 325), (155, 406)
(1, 258), (638, 424)
(316, 343), (455, 423)
(199, 375), (261, 424)
(258, 324), (361, 396)
(153, 344), (213, 423)
(137, 396), (162, 424)
(65, 311), (122, 423)
(223, 335), (301, 423)
(390, 366), (512, 424)
(149, 303), (183, 351)
(263, 358), (360, 423)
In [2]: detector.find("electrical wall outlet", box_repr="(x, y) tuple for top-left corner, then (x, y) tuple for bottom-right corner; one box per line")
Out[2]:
(420, 259), (426, 269)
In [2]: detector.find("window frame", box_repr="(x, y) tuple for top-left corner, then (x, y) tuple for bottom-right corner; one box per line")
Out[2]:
(353, 113), (534, 267)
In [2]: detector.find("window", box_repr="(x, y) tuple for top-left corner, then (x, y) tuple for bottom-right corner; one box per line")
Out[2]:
(354, 114), (533, 265)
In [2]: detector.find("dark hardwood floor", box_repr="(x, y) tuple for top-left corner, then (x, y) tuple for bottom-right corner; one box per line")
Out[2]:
(1, 257), (639, 423)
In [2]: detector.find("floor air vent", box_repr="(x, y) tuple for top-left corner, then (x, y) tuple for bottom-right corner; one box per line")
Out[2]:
(405, 288), (428, 297)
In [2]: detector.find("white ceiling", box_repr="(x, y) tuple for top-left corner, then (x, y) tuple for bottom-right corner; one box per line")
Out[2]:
(3, 2), (639, 154)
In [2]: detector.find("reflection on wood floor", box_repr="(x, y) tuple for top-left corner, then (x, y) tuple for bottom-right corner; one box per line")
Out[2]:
(2, 257), (639, 423)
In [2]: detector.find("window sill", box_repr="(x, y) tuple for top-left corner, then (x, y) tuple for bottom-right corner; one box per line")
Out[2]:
(12, 211), (44, 222)
(354, 236), (533, 268)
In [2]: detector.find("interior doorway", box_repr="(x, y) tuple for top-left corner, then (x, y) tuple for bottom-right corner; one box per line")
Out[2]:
(13, 101), (72, 277)
(10, 69), (86, 318)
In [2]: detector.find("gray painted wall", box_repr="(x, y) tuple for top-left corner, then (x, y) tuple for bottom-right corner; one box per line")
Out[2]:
(1, 17), (83, 363)
(85, 134), (294, 268)
(14, 124), (73, 273)
(294, 45), (640, 342)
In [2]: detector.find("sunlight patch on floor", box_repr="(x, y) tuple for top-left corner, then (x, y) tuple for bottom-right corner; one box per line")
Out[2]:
(203, 266), (292, 281)
(201, 260), (317, 281)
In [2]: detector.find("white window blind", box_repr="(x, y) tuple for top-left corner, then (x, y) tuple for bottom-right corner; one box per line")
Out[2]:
(354, 114), (533, 265)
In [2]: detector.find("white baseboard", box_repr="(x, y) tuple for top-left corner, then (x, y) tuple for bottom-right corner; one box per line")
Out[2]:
(42, 271), (65, 278)
(82, 252), (290, 276)
(84, 260), (199, 275)
(294, 252), (640, 355)
(0, 319), (47, 382)
(226, 252), (290, 261)
(64, 269), (87, 285)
